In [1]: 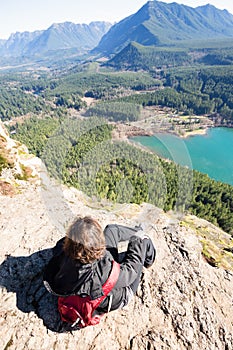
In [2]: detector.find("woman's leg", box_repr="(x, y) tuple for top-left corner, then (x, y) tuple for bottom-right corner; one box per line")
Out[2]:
(128, 237), (156, 293)
(104, 224), (144, 261)
(104, 224), (156, 293)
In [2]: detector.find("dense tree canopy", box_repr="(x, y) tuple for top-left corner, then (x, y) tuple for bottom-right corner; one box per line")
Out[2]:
(85, 101), (142, 122)
(12, 117), (233, 235)
(116, 66), (233, 123)
(2, 56), (233, 236)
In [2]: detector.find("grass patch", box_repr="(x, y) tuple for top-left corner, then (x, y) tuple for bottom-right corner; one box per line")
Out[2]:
(15, 164), (33, 181)
(181, 215), (233, 271)
(0, 153), (14, 173)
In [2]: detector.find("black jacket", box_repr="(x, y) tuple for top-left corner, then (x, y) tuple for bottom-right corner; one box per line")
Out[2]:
(43, 224), (155, 312)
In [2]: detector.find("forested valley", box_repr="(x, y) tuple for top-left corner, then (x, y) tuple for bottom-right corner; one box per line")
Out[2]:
(1, 45), (233, 236)
(11, 116), (233, 235)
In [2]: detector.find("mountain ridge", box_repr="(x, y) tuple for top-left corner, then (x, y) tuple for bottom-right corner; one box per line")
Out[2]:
(0, 21), (112, 57)
(106, 41), (192, 70)
(1, 1), (233, 60)
(94, 1), (233, 55)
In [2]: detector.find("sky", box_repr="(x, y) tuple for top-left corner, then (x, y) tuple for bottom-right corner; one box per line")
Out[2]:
(0, 0), (233, 40)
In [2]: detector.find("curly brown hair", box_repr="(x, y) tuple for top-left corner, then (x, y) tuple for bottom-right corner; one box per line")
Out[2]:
(63, 216), (106, 264)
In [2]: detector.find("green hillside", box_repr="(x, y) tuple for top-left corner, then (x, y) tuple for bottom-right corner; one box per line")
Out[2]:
(107, 42), (192, 70)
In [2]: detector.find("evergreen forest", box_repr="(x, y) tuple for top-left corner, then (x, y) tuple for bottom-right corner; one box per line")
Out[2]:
(12, 116), (233, 235)
(1, 42), (233, 236)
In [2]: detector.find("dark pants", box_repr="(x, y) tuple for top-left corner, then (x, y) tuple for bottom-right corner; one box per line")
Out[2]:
(104, 224), (156, 294)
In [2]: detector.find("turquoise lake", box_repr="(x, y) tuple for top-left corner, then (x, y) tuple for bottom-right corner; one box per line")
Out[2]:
(131, 127), (233, 186)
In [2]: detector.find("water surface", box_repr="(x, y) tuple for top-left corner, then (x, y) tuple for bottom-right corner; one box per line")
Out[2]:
(132, 127), (233, 185)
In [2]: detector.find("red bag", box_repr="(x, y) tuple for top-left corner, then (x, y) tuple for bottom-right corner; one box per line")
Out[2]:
(58, 260), (120, 328)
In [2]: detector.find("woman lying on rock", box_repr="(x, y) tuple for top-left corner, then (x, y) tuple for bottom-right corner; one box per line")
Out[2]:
(43, 216), (156, 329)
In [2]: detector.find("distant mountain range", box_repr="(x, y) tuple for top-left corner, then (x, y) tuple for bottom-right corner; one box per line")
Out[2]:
(1, 1), (233, 60)
(94, 1), (233, 55)
(0, 21), (112, 57)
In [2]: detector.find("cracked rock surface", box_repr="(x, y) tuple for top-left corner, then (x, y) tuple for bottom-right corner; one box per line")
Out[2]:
(0, 125), (232, 350)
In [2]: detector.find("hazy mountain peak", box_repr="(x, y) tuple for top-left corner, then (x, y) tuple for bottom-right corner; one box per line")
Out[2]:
(0, 21), (112, 57)
(94, 0), (233, 56)
(1, 1), (233, 60)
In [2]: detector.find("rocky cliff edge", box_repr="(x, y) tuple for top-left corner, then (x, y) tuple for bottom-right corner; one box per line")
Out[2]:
(0, 123), (232, 350)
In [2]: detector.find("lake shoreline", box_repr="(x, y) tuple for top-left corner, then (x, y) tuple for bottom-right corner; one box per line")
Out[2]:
(112, 122), (211, 140)
(113, 120), (233, 141)
(174, 127), (209, 139)
(129, 127), (233, 186)
(112, 109), (215, 140)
